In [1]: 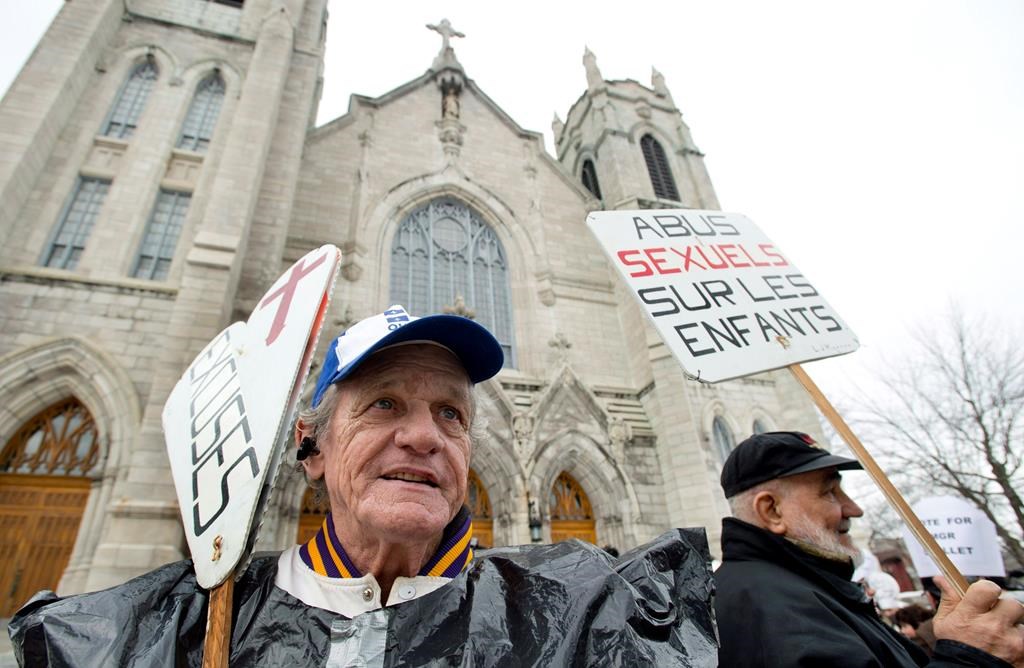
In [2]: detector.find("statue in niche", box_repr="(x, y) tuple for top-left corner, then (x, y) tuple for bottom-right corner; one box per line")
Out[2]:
(443, 88), (461, 120)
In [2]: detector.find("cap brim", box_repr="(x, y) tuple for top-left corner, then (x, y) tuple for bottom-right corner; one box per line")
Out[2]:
(335, 314), (504, 385)
(782, 453), (863, 478)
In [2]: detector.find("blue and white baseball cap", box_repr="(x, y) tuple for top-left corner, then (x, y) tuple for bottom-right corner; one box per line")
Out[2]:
(310, 305), (504, 408)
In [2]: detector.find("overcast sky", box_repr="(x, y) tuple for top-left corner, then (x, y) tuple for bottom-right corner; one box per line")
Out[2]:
(3, 0), (1022, 403)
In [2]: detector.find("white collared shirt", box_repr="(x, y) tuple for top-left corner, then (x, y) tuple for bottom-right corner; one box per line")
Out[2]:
(274, 545), (453, 618)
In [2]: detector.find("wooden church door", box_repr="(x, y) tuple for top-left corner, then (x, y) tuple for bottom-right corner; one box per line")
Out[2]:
(0, 398), (98, 616)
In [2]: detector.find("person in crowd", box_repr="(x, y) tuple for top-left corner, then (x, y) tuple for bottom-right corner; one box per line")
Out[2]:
(714, 431), (1024, 667)
(896, 604), (938, 656)
(11, 306), (716, 666)
(863, 570), (907, 621)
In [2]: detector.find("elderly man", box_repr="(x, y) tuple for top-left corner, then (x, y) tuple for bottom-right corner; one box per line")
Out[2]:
(277, 304), (498, 614)
(11, 306), (717, 666)
(714, 431), (1024, 667)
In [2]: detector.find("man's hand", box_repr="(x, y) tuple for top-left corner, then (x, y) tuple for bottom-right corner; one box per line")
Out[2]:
(932, 576), (1024, 666)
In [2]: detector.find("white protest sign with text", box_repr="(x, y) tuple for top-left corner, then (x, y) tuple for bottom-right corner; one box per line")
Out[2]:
(903, 496), (1005, 578)
(163, 245), (341, 588)
(586, 210), (858, 382)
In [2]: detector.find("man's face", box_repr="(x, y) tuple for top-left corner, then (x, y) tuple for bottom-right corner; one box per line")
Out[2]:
(308, 344), (473, 545)
(779, 467), (863, 558)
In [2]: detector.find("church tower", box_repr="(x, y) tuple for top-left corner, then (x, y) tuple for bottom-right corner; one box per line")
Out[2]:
(552, 50), (825, 549)
(0, 0), (327, 599)
(554, 49), (719, 211)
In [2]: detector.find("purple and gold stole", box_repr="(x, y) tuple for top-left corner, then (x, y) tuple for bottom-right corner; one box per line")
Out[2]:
(299, 506), (474, 579)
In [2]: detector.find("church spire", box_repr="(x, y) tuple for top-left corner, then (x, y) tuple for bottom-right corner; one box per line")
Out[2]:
(651, 67), (668, 96)
(583, 47), (604, 91)
(552, 113), (564, 142)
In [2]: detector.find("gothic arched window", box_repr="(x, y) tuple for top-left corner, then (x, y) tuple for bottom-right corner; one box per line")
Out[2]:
(580, 159), (602, 199)
(640, 134), (679, 201)
(752, 418), (770, 435)
(549, 472), (597, 544)
(0, 398), (100, 476)
(101, 57), (158, 139)
(177, 71), (226, 152)
(549, 472), (593, 521)
(712, 415), (736, 461)
(389, 198), (515, 366)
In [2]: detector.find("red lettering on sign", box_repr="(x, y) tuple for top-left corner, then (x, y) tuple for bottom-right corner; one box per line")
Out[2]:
(618, 249), (653, 277)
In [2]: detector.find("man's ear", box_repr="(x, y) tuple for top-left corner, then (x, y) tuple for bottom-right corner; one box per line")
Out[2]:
(295, 419), (325, 480)
(752, 489), (788, 536)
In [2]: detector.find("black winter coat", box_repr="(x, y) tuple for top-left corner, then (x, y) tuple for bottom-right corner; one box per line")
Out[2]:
(713, 518), (1010, 668)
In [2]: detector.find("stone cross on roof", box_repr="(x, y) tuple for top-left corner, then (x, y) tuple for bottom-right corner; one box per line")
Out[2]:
(427, 18), (465, 53)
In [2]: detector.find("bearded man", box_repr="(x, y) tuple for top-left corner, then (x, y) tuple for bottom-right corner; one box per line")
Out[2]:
(714, 431), (1024, 667)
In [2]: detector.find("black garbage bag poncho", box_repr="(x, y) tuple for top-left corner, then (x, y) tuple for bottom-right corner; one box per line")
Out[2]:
(9, 528), (716, 667)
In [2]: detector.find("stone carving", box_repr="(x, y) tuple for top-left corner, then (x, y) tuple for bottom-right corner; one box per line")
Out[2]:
(583, 47), (603, 90)
(607, 416), (633, 464)
(443, 88), (460, 120)
(512, 411), (535, 459)
(427, 18), (465, 53)
(651, 67), (669, 97)
(442, 295), (475, 319)
(548, 332), (572, 363)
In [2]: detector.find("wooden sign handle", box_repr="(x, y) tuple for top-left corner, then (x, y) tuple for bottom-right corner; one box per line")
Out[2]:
(202, 575), (235, 668)
(788, 363), (970, 598)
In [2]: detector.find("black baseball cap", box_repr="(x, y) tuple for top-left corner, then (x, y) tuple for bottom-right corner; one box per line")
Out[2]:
(720, 431), (862, 498)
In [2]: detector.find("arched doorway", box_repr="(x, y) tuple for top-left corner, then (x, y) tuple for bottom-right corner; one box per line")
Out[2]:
(467, 469), (493, 548)
(549, 472), (596, 544)
(0, 398), (98, 616)
(296, 486), (329, 544)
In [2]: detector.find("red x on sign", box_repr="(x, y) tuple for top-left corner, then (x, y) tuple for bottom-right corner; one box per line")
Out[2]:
(258, 252), (328, 346)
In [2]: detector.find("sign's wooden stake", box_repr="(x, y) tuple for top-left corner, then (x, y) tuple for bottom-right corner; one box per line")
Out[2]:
(788, 363), (969, 597)
(202, 575), (234, 668)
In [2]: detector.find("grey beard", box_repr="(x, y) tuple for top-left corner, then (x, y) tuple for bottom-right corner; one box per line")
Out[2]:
(786, 513), (860, 561)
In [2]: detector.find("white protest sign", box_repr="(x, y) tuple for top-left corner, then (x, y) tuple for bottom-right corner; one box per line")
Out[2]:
(903, 496), (1005, 578)
(163, 244), (341, 588)
(586, 210), (859, 382)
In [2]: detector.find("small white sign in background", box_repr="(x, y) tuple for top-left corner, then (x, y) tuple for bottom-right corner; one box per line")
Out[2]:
(586, 210), (858, 382)
(903, 496), (1005, 578)
(163, 245), (340, 588)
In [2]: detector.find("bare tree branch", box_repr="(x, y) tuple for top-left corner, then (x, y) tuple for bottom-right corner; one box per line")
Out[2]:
(849, 308), (1024, 567)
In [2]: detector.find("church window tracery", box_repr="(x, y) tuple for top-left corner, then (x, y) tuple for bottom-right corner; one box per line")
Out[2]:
(549, 472), (597, 544)
(580, 159), (602, 199)
(132, 190), (191, 280)
(0, 399), (100, 476)
(177, 71), (225, 153)
(549, 472), (594, 521)
(41, 177), (110, 270)
(640, 134), (679, 201)
(389, 198), (515, 366)
(101, 57), (158, 140)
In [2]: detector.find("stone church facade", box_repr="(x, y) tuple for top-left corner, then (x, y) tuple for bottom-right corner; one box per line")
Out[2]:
(0, 0), (825, 611)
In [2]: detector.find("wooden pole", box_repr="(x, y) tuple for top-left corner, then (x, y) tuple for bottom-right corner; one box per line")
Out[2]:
(788, 363), (969, 597)
(202, 575), (234, 668)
